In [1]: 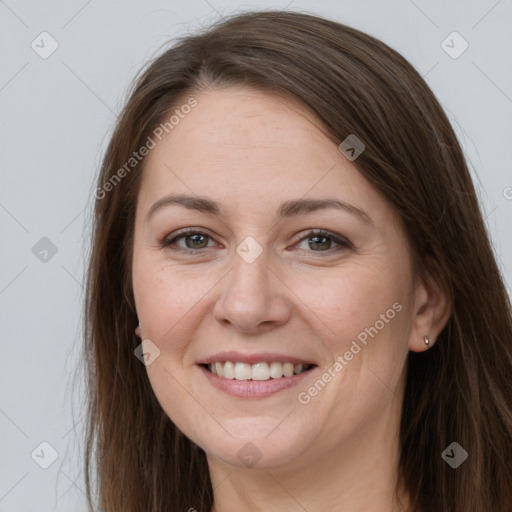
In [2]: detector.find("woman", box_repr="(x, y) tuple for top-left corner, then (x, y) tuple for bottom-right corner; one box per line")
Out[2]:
(82, 10), (512, 512)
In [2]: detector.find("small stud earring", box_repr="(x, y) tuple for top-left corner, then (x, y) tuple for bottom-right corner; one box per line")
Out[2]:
(424, 336), (430, 345)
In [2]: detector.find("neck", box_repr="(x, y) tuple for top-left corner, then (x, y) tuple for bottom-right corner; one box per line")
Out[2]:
(208, 396), (409, 512)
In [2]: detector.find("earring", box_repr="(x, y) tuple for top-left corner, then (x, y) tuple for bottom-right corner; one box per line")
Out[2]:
(424, 336), (430, 345)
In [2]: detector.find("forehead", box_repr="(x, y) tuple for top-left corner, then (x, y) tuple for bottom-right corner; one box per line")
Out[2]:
(157, 88), (333, 165)
(137, 87), (392, 226)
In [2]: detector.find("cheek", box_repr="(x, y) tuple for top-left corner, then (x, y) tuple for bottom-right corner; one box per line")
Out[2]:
(288, 260), (404, 349)
(328, 266), (409, 386)
(288, 261), (409, 408)
(145, 360), (205, 442)
(132, 255), (218, 348)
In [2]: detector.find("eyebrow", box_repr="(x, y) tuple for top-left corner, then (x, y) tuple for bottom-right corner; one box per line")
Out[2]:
(145, 193), (374, 225)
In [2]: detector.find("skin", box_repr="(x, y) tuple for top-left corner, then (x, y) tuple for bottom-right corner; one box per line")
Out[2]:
(132, 87), (451, 512)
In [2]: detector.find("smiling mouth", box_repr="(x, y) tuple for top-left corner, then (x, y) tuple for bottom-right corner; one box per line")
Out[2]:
(201, 361), (316, 381)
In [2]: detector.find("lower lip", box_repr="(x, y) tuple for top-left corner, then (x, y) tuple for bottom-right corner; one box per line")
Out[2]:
(198, 365), (316, 399)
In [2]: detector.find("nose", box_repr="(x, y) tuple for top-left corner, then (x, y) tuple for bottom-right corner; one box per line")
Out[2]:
(213, 247), (292, 334)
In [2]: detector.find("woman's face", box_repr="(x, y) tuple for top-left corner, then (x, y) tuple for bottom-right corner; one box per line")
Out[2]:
(132, 86), (428, 471)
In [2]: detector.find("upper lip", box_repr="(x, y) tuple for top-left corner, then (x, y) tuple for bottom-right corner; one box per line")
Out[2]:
(197, 351), (317, 366)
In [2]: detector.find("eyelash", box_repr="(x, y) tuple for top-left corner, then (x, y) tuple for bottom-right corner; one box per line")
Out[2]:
(160, 228), (352, 256)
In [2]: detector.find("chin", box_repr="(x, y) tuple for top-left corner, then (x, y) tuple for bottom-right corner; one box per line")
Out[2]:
(193, 419), (313, 470)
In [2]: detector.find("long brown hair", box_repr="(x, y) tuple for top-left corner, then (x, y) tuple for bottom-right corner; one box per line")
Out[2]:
(80, 10), (512, 511)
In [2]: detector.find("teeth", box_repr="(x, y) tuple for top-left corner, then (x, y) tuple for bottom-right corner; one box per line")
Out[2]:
(269, 361), (283, 379)
(234, 362), (252, 380)
(252, 362), (269, 381)
(223, 361), (235, 379)
(283, 362), (294, 377)
(207, 361), (312, 380)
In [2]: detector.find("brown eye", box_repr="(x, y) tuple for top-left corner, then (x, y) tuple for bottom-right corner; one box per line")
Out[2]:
(161, 229), (216, 253)
(292, 229), (352, 254)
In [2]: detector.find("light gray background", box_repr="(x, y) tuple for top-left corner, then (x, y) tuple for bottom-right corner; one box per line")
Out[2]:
(1, 0), (511, 510)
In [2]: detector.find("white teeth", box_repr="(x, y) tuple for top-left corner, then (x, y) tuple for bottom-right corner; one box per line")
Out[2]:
(206, 361), (312, 380)
(234, 362), (252, 380)
(223, 361), (235, 379)
(251, 362), (269, 381)
(283, 362), (294, 377)
(269, 361), (283, 379)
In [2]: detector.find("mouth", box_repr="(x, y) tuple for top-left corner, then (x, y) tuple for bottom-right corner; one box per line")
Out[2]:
(201, 361), (316, 380)
(197, 355), (318, 398)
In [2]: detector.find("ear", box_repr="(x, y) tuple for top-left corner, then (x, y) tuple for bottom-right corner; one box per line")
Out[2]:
(135, 323), (142, 339)
(409, 269), (451, 353)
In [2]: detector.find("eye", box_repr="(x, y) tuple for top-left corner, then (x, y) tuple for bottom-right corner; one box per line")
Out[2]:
(161, 228), (218, 254)
(161, 228), (352, 256)
(291, 229), (352, 255)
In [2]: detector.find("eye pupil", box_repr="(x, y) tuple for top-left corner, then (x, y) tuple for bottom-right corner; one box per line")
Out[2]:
(309, 236), (331, 251)
(186, 234), (208, 248)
